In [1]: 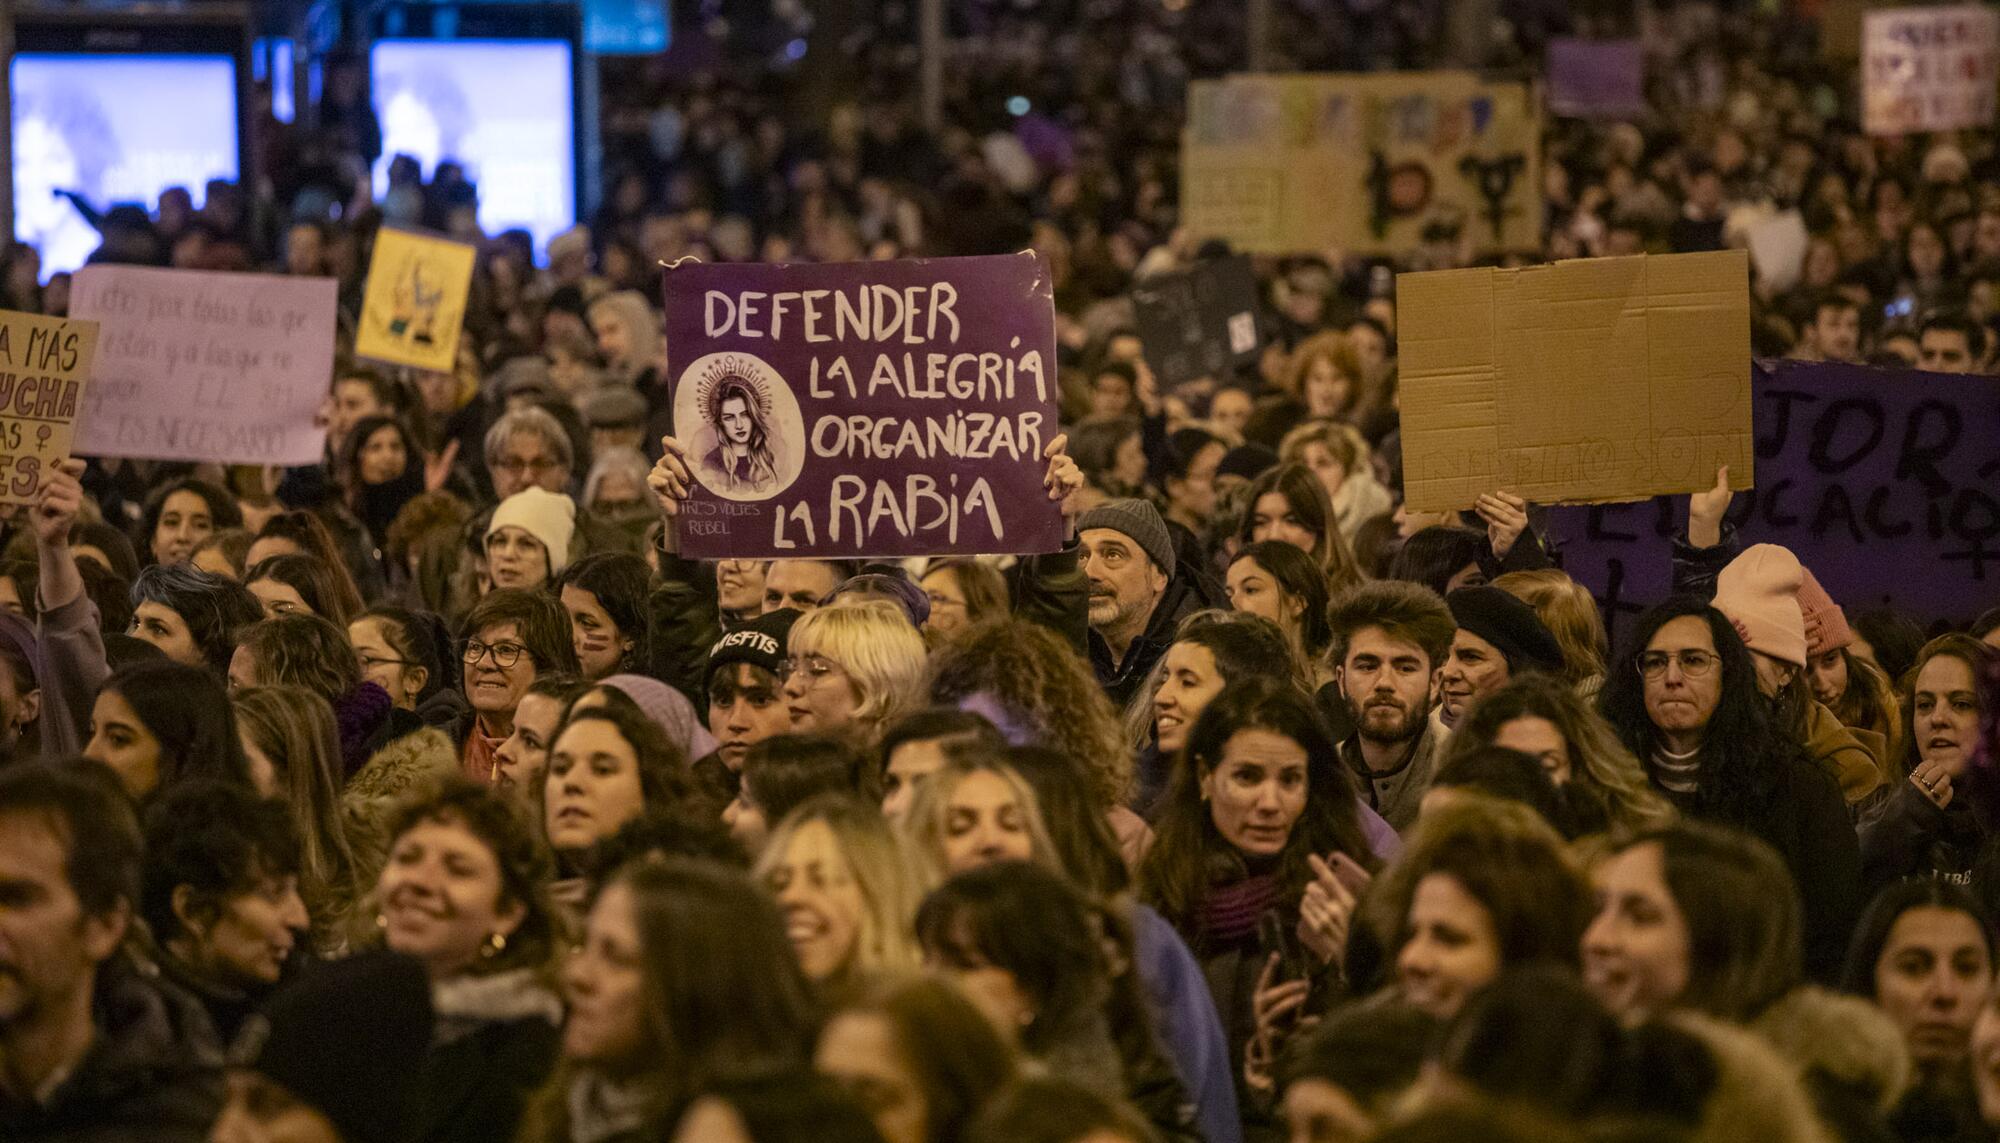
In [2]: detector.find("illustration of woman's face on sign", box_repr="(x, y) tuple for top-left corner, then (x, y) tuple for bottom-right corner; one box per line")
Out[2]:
(721, 395), (753, 445)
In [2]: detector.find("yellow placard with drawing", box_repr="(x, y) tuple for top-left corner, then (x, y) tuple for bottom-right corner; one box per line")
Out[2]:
(355, 228), (476, 373)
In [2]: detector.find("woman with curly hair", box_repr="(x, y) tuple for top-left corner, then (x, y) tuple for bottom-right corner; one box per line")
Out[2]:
(1492, 569), (1610, 699)
(1282, 330), (1372, 424)
(927, 618), (1147, 863)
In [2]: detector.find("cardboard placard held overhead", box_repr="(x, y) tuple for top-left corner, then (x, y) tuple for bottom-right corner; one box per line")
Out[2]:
(1130, 256), (1262, 388)
(355, 228), (477, 373)
(1180, 72), (1542, 257)
(0, 310), (97, 504)
(1397, 250), (1753, 514)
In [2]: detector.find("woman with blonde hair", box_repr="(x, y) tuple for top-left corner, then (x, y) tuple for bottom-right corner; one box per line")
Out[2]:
(755, 793), (930, 991)
(232, 685), (363, 950)
(900, 755), (1061, 883)
(1277, 421), (1393, 544)
(1493, 569), (1610, 698)
(785, 601), (928, 749)
(1443, 675), (1675, 836)
(586, 290), (665, 389)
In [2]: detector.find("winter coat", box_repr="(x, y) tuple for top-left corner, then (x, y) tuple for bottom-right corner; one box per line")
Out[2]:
(342, 725), (460, 893)
(414, 969), (564, 1143)
(646, 548), (728, 714)
(1131, 904), (1242, 1143)
(1660, 751), (1863, 982)
(1859, 777), (1992, 894)
(0, 956), (224, 1142)
(1340, 717), (1447, 834)
(1803, 699), (1888, 806)
(1016, 540), (1226, 710)
(34, 588), (105, 761)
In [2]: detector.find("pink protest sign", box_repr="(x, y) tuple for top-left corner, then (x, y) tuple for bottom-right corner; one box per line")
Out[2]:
(69, 265), (337, 464)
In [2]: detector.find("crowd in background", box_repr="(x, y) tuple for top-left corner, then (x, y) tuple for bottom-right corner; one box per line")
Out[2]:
(3, 1), (2000, 1142)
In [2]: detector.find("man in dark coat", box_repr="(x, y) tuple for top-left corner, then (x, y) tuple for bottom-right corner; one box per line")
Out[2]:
(0, 762), (223, 1141)
(1056, 498), (1225, 709)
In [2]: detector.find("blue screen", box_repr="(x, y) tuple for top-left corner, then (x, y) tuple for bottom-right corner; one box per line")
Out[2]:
(10, 53), (241, 276)
(370, 39), (576, 258)
(587, 0), (670, 55)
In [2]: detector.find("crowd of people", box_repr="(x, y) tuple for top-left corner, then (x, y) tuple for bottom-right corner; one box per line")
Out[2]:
(4, 1), (2000, 1142)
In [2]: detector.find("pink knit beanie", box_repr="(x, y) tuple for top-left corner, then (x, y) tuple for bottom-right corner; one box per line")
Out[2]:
(1795, 566), (1852, 657)
(1713, 544), (1808, 668)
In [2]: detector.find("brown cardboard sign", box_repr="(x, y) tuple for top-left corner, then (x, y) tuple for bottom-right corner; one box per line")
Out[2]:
(1397, 250), (1753, 513)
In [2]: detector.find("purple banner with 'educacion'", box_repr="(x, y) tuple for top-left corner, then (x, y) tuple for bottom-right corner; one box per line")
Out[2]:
(1547, 360), (2000, 648)
(665, 253), (1063, 559)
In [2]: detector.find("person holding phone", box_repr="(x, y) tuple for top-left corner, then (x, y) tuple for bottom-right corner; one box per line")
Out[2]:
(1137, 676), (1381, 1121)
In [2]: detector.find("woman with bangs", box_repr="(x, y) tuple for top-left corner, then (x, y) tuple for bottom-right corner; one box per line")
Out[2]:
(783, 601), (928, 750)
(1235, 463), (1366, 597)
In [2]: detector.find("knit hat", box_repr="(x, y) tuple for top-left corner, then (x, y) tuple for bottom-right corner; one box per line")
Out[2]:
(1795, 566), (1852, 657)
(487, 487), (577, 576)
(1076, 498), (1176, 577)
(601, 673), (719, 760)
(707, 608), (801, 687)
(1445, 586), (1565, 675)
(234, 951), (434, 1143)
(0, 611), (43, 691)
(832, 573), (931, 627)
(1713, 544), (1808, 668)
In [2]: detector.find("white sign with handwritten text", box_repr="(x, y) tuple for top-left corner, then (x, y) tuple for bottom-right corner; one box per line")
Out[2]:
(68, 266), (337, 465)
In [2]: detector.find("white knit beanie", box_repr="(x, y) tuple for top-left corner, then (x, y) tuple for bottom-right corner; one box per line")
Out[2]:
(487, 488), (577, 575)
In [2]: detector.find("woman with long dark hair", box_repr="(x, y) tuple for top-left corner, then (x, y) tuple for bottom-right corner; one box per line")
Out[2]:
(1137, 676), (1376, 1102)
(1599, 597), (1861, 979)
(522, 857), (817, 1142)
(84, 659), (250, 800)
(1234, 464), (1365, 596)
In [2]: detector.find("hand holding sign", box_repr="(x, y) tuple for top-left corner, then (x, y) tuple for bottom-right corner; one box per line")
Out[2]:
(30, 458), (85, 547)
(1688, 465), (1734, 550)
(1474, 491), (1530, 561)
(648, 435), (694, 519)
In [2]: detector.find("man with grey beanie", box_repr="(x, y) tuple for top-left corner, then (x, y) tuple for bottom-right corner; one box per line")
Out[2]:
(1074, 498), (1224, 707)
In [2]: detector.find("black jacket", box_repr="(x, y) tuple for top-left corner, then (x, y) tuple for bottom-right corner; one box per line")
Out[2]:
(1859, 779), (1992, 893)
(1662, 751), (1863, 982)
(414, 970), (564, 1143)
(0, 957), (224, 1143)
(1017, 541), (1226, 711)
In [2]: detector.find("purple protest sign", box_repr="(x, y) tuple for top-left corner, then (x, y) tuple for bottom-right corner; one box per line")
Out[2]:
(1548, 360), (2000, 648)
(665, 253), (1063, 559)
(1547, 39), (1648, 120)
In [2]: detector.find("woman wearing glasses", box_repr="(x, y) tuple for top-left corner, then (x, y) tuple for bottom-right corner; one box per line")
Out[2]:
(1599, 597), (1861, 980)
(456, 589), (583, 784)
(782, 600), (927, 750)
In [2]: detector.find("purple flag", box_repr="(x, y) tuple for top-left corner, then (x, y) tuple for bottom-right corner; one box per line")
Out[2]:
(1548, 360), (2000, 647)
(665, 253), (1064, 559)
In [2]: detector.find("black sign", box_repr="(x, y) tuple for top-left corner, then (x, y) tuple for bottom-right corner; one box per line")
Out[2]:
(1131, 256), (1261, 388)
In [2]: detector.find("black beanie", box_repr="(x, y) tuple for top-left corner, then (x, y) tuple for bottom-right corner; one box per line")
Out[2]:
(1446, 586), (1566, 675)
(234, 951), (434, 1143)
(707, 606), (801, 687)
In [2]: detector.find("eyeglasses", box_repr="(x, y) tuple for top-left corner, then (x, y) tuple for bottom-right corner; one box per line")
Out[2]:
(358, 654), (413, 672)
(463, 640), (530, 669)
(781, 654), (840, 682)
(1636, 649), (1721, 681)
(494, 457), (560, 476)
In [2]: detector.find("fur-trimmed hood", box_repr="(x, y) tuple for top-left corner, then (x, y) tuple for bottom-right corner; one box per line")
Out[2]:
(432, 967), (563, 1048)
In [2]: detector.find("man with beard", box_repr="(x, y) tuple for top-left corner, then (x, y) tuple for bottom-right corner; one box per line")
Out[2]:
(0, 763), (222, 1138)
(1075, 499), (1225, 707)
(1328, 580), (1456, 831)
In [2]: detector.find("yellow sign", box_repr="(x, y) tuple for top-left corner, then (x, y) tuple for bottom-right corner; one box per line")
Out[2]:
(1181, 72), (1542, 256)
(355, 228), (476, 372)
(0, 310), (96, 504)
